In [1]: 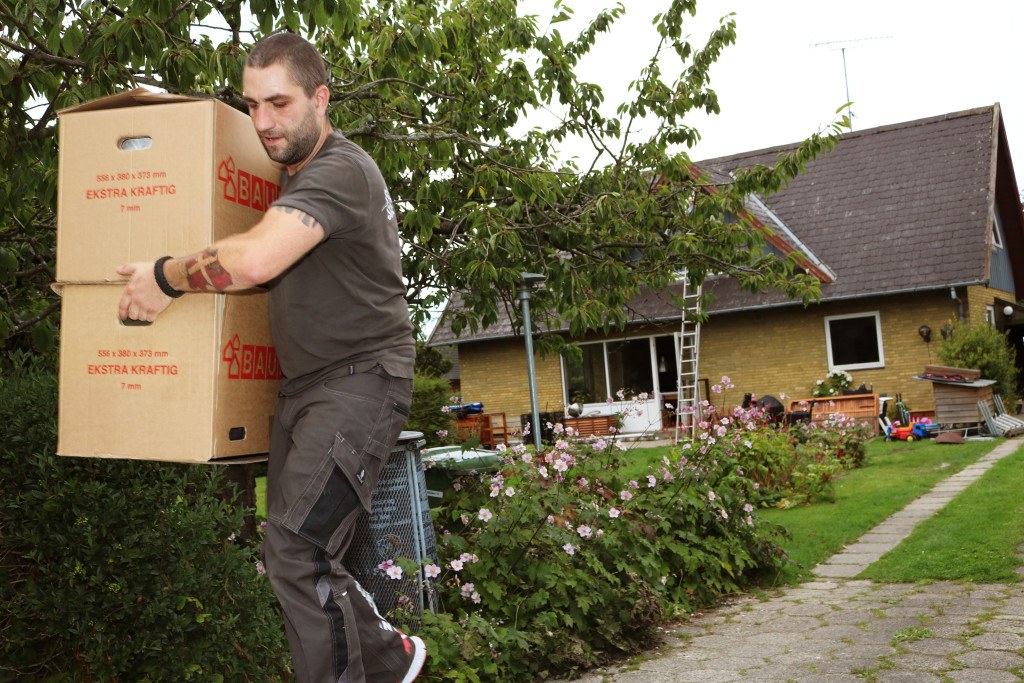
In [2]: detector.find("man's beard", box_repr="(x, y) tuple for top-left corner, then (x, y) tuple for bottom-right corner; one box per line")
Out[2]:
(264, 105), (321, 166)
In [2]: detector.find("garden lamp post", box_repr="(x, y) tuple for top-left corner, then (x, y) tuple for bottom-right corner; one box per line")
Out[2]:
(518, 272), (546, 453)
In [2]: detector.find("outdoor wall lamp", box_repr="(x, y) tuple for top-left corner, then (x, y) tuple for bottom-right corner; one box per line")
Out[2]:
(518, 272), (547, 453)
(918, 325), (932, 343)
(1004, 305), (1015, 318)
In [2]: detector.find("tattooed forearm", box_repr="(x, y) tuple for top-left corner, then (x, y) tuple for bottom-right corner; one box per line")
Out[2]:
(274, 205), (321, 230)
(184, 248), (234, 291)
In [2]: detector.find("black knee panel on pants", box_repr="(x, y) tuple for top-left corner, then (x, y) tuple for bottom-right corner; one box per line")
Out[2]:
(299, 464), (362, 549)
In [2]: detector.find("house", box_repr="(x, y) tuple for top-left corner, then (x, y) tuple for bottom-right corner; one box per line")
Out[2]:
(426, 105), (1024, 437)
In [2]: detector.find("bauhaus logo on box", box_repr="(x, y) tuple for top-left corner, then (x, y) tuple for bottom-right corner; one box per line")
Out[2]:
(217, 156), (280, 211)
(221, 334), (282, 381)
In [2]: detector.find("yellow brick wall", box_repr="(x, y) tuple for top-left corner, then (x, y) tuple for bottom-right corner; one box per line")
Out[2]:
(454, 287), (1015, 429)
(458, 340), (565, 435)
(965, 284), (1015, 324)
(701, 293), (958, 413)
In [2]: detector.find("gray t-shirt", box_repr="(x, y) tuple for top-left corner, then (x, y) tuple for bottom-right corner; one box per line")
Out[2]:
(268, 131), (414, 393)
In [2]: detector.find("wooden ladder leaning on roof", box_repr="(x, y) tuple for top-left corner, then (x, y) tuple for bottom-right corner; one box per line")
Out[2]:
(674, 270), (702, 444)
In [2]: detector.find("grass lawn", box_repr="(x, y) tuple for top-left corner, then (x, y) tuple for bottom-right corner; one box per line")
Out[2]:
(255, 476), (267, 519)
(759, 437), (998, 584)
(860, 446), (1024, 582)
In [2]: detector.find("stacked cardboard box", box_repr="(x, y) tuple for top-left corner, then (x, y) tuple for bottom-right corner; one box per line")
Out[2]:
(56, 89), (281, 463)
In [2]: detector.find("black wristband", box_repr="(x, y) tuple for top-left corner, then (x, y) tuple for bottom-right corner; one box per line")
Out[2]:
(154, 256), (185, 298)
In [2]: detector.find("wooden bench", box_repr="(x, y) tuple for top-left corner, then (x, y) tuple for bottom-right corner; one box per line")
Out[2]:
(562, 415), (618, 437)
(786, 393), (880, 429)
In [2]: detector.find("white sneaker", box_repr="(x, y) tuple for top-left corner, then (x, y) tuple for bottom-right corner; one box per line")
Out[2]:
(399, 634), (427, 683)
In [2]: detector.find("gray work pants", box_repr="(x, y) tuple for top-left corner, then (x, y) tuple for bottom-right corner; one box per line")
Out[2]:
(264, 364), (414, 683)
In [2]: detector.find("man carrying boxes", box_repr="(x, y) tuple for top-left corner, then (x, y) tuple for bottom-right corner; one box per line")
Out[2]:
(116, 32), (424, 683)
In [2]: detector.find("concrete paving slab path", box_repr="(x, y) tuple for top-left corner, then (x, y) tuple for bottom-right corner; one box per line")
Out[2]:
(552, 438), (1024, 682)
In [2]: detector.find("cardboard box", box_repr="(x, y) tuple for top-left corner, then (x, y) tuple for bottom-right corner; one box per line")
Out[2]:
(56, 89), (282, 462)
(57, 285), (279, 462)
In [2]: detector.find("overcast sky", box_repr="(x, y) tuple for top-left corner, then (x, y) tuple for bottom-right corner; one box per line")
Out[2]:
(522, 0), (1024, 186)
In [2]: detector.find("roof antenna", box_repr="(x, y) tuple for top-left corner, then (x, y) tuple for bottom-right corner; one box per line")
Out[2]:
(811, 36), (892, 130)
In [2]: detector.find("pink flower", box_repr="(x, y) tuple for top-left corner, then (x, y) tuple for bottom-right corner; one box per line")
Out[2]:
(620, 490), (633, 502)
(628, 480), (639, 490)
(386, 565), (403, 580)
(424, 564), (441, 579)
(436, 430), (448, 438)
(450, 559), (464, 571)
(255, 561), (266, 576)
(707, 491), (716, 502)
(461, 582), (475, 598)
(743, 503), (754, 513)
(478, 508), (493, 522)
(720, 509), (729, 520)
(504, 487), (516, 497)
(563, 543), (576, 556)
(471, 592), (481, 603)
(577, 525), (593, 539)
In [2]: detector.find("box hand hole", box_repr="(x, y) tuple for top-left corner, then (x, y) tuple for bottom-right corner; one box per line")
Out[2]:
(118, 136), (152, 151)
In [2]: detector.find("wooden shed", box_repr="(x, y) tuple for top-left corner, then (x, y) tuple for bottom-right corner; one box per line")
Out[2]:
(915, 366), (995, 428)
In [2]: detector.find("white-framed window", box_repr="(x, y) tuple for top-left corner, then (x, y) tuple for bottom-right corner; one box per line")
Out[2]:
(824, 311), (885, 372)
(987, 305), (996, 326)
(561, 334), (678, 404)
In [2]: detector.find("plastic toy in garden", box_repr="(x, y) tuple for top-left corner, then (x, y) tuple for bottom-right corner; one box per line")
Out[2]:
(885, 418), (937, 441)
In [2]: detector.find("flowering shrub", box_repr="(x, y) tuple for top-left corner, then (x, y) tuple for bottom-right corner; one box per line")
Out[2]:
(791, 412), (872, 470)
(408, 381), (796, 680)
(383, 377), (875, 680)
(812, 370), (853, 397)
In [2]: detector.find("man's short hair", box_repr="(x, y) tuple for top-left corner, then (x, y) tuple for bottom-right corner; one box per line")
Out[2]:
(246, 32), (328, 96)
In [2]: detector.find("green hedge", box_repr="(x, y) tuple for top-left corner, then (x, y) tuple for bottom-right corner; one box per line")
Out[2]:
(0, 353), (290, 681)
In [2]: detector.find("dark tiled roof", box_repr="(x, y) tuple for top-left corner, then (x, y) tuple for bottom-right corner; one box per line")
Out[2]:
(699, 106), (997, 312)
(428, 106), (1000, 346)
